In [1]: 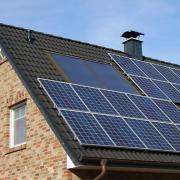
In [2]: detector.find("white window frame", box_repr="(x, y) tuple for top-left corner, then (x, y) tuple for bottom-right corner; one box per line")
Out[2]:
(10, 103), (26, 148)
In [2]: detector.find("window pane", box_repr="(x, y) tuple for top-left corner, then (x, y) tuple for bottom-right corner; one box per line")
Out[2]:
(19, 105), (26, 117)
(14, 118), (26, 145)
(52, 54), (136, 94)
(14, 108), (20, 119)
(14, 105), (26, 120)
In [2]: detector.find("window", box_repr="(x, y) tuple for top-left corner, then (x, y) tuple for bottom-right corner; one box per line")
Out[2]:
(52, 54), (136, 94)
(10, 104), (26, 147)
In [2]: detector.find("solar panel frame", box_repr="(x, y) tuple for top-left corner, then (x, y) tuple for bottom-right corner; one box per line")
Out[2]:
(130, 75), (169, 100)
(109, 53), (147, 77)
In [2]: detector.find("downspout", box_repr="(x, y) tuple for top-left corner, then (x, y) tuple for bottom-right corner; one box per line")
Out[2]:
(94, 159), (107, 180)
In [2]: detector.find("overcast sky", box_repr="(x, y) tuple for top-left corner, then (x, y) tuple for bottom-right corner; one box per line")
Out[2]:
(1, 0), (180, 64)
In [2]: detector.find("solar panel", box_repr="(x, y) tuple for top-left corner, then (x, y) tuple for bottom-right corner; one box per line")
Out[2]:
(127, 95), (170, 122)
(60, 110), (114, 146)
(133, 60), (166, 81)
(72, 85), (118, 115)
(153, 122), (180, 151)
(109, 54), (146, 77)
(130, 76), (168, 99)
(52, 53), (136, 93)
(101, 90), (145, 118)
(153, 99), (180, 124)
(153, 80), (180, 103)
(173, 83), (180, 92)
(94, 114), (145, 148)
(38, 79), (88, 111)
(125, 118), (173, 151)
(171, 68), (180, 78)
(153, 64), (180, 84)
(39, 78), (180, 152)
(177, 125), (180, 132)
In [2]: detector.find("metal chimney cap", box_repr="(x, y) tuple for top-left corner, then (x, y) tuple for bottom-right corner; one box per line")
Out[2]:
(121, 31), (144, 39)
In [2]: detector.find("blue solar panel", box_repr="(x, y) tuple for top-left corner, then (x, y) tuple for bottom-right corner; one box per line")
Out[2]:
(133, 60), (166, 81)
(173, 84), (180, 92)
(153, 99), (180, 124)
(153, 64), (180, 84)
(101, 90), (145, 118)
(153, 80), (180, 103)
(153, 122), (180, 151)
(38, 79), (88, 111)
(110, 54), (146, 77)
(127, 95), (170, 122)
(39, 78), (180, 152)
(94, 114), (145, 148)
(61, 110), (114, 146)
(130, 76), (168, 99)
(177, 125), (180, 132)
(171, 68), (180, 78)
(125, 118), (173, 151)
(72, 85), (118, 115)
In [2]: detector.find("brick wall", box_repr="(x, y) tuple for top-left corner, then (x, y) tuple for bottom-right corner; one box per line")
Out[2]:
(0, 60), (79, 179)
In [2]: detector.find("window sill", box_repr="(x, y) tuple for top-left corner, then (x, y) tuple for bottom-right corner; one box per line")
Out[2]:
(4, 144), (26, 155)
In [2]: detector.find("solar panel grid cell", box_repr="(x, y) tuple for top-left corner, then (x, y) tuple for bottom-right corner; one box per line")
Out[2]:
(61, 110), (114, 146)
(172, 68), (180, 78)
(127, 95), (170, 122)
(153, 99), (180, 124)
(72, 85), (118, 115)
(39, 79), (88, 111)
(110, 54), (146, 77)
(125, 118), (173, 151)
(130, 76), (168, 99)
(95, 114), (146, 148)
(153, 123), (180, 151)
(153, 64), (180, 84)
(133, 60), (166, 81)
(173, 84), (180, 92)
(153, 80), (180, 103)
(101, 90), (145, 118)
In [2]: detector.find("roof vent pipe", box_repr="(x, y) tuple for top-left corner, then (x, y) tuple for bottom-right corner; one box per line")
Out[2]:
(122, 30), (144, 60)
(27, 29), (32, 43)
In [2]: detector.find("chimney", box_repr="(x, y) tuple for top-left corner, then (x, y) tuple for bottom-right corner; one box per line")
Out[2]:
(121, 30), (144, 60)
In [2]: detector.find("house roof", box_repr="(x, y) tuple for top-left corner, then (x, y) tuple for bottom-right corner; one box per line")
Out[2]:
(0, 23), (180, 170)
